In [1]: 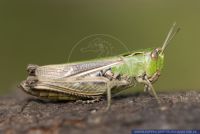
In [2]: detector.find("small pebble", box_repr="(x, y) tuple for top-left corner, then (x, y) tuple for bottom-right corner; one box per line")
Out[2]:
(88, 116), (102, 124)
(90, 109), (97, 114)
(159, 106), (168, 111)
(128, 100), (134, 104)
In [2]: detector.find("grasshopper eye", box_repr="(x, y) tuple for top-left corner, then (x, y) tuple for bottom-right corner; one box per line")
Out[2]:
(151, 49), (159, 60)
(151, 48), (162, 60)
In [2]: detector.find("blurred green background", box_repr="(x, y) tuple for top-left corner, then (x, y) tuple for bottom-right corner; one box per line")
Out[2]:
(0, 0), (199, 95)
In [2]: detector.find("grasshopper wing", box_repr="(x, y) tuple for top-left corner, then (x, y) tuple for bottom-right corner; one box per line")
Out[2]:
(35, 57), (123, 80)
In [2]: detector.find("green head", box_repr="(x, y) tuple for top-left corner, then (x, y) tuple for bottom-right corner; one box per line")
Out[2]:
(145, 23), (180, 77)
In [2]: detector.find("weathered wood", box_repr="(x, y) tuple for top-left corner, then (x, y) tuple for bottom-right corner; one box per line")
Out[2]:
(1, 90), (200, 134)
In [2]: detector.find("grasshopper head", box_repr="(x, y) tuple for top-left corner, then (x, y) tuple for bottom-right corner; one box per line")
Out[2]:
(145, 22), (179, 77)
(145, 48), (164, 77)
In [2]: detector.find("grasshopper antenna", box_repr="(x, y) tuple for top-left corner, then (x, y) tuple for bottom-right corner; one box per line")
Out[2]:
(161, 22), (180, 54)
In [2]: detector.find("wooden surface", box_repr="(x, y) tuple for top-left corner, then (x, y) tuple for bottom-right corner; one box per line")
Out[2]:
(0, 90), (200, 134)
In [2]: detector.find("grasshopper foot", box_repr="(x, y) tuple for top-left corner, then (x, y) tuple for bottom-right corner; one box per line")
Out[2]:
(136, 75), (161, 104)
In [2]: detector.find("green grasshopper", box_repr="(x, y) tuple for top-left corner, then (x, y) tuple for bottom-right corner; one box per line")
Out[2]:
(20, 23), (179, 110)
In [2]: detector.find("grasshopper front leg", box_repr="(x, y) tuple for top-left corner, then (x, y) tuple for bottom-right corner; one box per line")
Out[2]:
(136, 75), (161, 103)
(144, 71), (160, 93)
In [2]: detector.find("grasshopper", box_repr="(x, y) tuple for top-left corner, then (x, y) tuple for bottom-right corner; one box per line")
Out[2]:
(20, 23), (179, 110)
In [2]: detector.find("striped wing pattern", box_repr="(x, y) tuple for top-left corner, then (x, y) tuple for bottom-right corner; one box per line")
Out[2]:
(35, 58), (122, 80)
